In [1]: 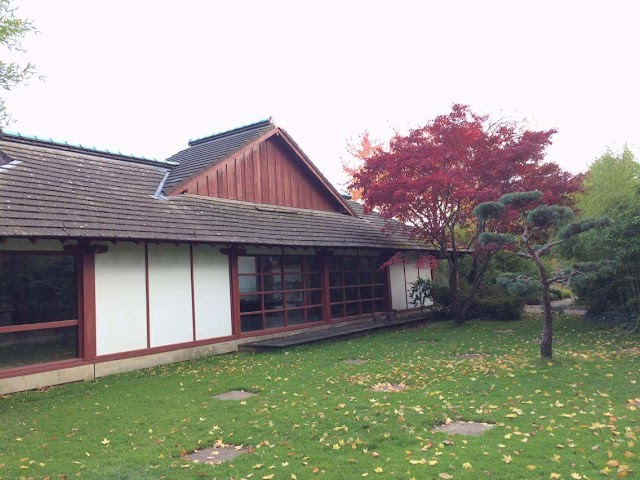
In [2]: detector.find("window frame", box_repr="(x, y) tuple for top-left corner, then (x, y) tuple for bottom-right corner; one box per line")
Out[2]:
(0, 251), (83, 367)
(328, 254), (386, 320)
(238, 254), (324, 333)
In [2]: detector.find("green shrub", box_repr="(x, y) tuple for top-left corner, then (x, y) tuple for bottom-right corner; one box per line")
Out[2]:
(425, 282), (524, 321)
(470, 284), (525, 321)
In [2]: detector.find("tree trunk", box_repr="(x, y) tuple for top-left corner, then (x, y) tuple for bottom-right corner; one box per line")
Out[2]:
(448, 259), (465, 325)
(540, 283), (553, 358)
(532, 252), (554, 358)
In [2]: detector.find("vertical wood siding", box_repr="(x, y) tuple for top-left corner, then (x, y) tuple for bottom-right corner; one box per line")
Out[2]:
(185, 136), (343, 212)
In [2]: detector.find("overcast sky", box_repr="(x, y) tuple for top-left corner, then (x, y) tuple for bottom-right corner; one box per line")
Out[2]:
(3, 1), (639, 190)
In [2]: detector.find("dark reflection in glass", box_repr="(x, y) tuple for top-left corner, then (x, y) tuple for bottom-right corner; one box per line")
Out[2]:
(0, 255), (77, 326)
(305, 273), (322, 288)
(305, 289), (322, 306)
(240, 294), (262, 313)
(241, 314), (263, 332)
(345, 302), (360, 316)
(265, 311), (285, 329)
(0, 326), (78, 369)
(285, 291), (304, 308)
(330, 288), (343, 303)
(264, 293), (284, 310)
(284, 274), (302, 289)
(262, 274), (283, 291)
(307, 307), (323, 322)
(287, 308), (305, 326)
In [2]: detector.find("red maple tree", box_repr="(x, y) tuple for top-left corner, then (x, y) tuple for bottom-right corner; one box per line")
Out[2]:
(350, 104), (579, 324)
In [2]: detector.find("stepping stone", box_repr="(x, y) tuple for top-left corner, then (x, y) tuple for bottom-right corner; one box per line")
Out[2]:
(342, 359), (366, 365)
(186, 445), (250, 465)
(494, 329), (514, 333)
(433, 421), (494, 435)
(212, 390), (256, 400)
(371, 382), (407, 392)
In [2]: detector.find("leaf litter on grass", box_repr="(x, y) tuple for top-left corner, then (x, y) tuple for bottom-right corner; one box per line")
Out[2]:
(0, 315), (638, 479)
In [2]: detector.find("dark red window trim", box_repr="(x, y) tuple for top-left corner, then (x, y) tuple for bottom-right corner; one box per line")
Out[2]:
(237, 253), (325, 332)
(0, 319), (79, 334)
(0, 249), (88, 371)
(328, 254), (387, 320)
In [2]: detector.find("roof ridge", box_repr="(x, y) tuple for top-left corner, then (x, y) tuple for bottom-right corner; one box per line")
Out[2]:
(0, 130), (178, 167)
(187, 117), (274, 147)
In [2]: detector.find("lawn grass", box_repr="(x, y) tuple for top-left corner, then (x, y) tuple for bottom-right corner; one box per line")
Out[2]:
(1, 314), (639, 479)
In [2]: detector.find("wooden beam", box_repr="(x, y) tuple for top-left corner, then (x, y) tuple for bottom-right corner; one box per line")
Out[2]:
(81, 252), (97, 361)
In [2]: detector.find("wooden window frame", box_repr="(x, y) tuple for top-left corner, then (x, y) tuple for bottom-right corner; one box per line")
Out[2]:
(238, 254), (324, 333)
(328, 254), (386, 320)
(0, 251), (83, 370)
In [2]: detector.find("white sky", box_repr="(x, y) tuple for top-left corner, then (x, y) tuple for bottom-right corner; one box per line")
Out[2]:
(3, 1), (640, 191)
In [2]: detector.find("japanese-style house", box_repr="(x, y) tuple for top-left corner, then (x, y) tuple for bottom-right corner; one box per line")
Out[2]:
(0, 118), (434, 394)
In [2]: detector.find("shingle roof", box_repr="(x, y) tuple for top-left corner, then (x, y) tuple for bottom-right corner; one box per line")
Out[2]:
(163, 118), (276, 194)
(0, 136), (426, 250)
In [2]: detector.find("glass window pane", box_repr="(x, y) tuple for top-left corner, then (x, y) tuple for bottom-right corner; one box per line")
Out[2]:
(330, 288), (344, 303)
(307, 306), (323, 322)
(345, 286), (359, 301)
(343, 256), (358, 270)
(0, 255), (78, 325)
(238, 256), (258, 274)
(372, 271), (385, 284)
(329, 273), (342, 287)
(262, 274), (283, 291)
(360, 286), (373, 299)
(344, 271), (359, 286)
(361, 301), (374, 314)
(240, 294), (262, 313)
(285, 291), (304, 308)
(304, 256), (321, 271)
(373, 285), (385, 298)
(284, 274), (303, 289)
(370, 256), (384, 270)
(282, 256), (302, 273)
(304, 273), (322, 288)
(263, 293), (284, 310)
(261, 256), (281, 273)
(286, 308), (305, 326)
(0, 326), (78, 369)
(331, 304), (344, 319)
(265, 311), (285, 329)
(305, 289), (323, 306)
(327, 256), (341, 271)
(374, 300), (385, 312)
(359, 271), (373, 284)
(359, 256), (371, 270)
(345, 302), (360, 317)
(239, 275), (260, 293)
(241, 314), (263, 332)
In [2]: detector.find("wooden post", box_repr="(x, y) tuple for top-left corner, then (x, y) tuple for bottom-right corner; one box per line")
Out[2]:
(81, 252), (97, 361)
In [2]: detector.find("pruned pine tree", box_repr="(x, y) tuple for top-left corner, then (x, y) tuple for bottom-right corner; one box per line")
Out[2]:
(474, 191), (610, 358)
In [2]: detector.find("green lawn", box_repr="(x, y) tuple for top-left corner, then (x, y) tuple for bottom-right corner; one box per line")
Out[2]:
(1, 315), (639, 480)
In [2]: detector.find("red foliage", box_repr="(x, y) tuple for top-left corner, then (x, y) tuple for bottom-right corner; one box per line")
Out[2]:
(350, 104), (579, 251)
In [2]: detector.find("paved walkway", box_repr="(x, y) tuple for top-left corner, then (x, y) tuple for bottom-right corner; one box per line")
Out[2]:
(525, 298), (587, 315)
(238, 316), (430, 352)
